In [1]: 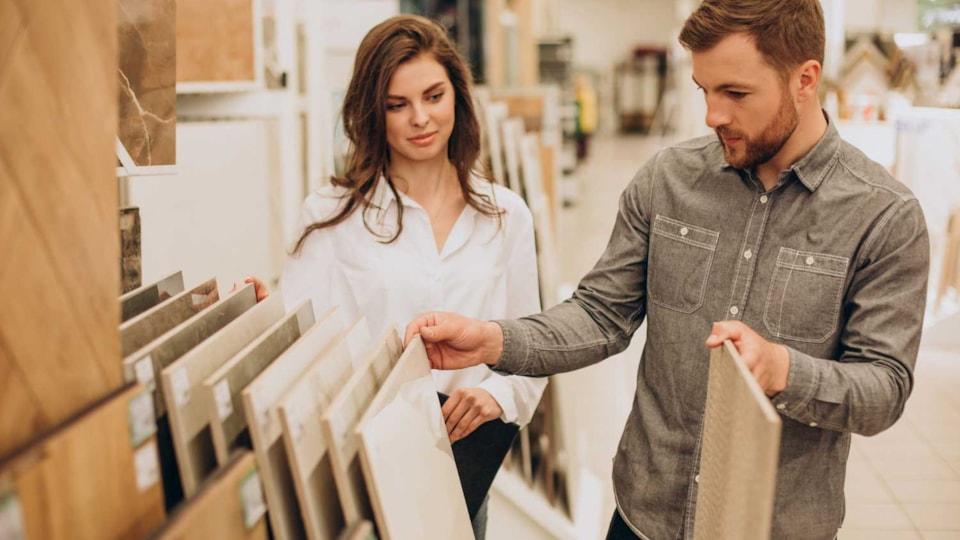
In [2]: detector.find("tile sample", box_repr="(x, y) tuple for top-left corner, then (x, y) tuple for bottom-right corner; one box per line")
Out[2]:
(0, 384), (165, 540)
(118, 0), (176, 166)
(120, 278), (218, 358)
(501, 117), (525, 196)
(275, 319), (370, 540)
(203, 300), (315, 466)
(120, 271), (185, 323)
(320, 330), (403, 523)
(337, 521), (374, 540)
(692, 341), (782, 540)
(176, 0), (258, 86)
(0, 0), (121, 459)
(120, 207), (142, 294)
(162, 294), (284, 497)
(356, 337), (472, 540)
(149, 450), (268, 540)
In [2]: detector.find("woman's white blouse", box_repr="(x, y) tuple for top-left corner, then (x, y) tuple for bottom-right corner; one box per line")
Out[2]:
(280, 177), (546, 426)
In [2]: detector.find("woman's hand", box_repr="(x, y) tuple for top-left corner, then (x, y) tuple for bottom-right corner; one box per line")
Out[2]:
(442, 387), (503, 443)
(232, 276), (270, 301)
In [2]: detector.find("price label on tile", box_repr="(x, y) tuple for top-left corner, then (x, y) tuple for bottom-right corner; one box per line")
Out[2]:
(0, 491), (25, 540)
(134, 356), (155, 392)
(331, 412), (348, 449)
(250, 389), (271, 433)
(214, 380), (233, 420)
(128, 390), (156, 447)
(133, 441), (160, 492)
(239, 468), (266, 529)
(171, 367), (190, 407)
(285, 407), (303, 442)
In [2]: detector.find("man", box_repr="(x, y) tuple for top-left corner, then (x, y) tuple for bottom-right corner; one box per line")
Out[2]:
(405, 1), (929, 538)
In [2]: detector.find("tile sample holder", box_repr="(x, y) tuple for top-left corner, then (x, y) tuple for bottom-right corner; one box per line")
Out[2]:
(120, 272), (185, 323)
(0, 384), (164, 540)
(162, 294), (285, 497)
(202, 300), (315, 466)
(120, 278), (218, 358)
(319, 330), (403, 523)
(148, 450), (268, 540)
(241, 307), (344, 540)
(275, 319), (371, 539)
(355, 337), (472, 540)
(692, 341), (782, 540)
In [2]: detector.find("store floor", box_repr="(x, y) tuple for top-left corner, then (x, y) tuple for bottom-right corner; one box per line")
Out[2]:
(554, 133), (960, 539)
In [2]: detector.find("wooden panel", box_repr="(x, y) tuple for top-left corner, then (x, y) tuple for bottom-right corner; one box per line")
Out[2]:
(0, 384), (165, 540)
(121, 272), (184, 323)
(203, 301), (315, 466)
(120, 278), (218, 358)
(149, 451), (268, 540)
(356, 337), (472, 540)
(692, 341), (782, 540)
(321, 330), (403, 524)
(176, 0), (257, 83)
(0, 0), (120, 459)
(123, 284), (257, 417)
(118, 0), (176, 167)
(162, 294), (284, 497)
(274, 319), (368, 540)
(241, 308), (343, 540)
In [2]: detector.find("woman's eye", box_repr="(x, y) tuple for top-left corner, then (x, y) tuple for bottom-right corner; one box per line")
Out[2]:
(428, 92), (444, 102)
(386, 102), (405, 111)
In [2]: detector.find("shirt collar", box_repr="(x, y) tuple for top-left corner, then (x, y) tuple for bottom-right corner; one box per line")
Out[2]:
(369, 173), (488, 214)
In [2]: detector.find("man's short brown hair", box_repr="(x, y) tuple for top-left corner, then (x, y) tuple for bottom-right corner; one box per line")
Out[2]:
(679, 0), (825, 78)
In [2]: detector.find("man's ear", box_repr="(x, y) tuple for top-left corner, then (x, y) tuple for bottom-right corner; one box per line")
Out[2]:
(795, 60), (821, 103)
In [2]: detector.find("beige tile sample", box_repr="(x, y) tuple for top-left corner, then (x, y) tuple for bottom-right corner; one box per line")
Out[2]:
(356, 337), (472, 540)
(162, 294), (284, 497)
(120, 278), (219, 358)
(320, 329), (403, 524)
(203, 300), (315, 466)
(692, 341), (782, 540)
(241, 308), (344, 540)
(276, 319), (372, 540)
(176, 0), (257, 84)
(121, 271), (185, 323)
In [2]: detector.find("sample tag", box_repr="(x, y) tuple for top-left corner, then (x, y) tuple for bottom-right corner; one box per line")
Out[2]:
(0, 492), (25, 540)
(285, 407), (303, 443)
(134, 356), (155, 392)
(128, 390), (157, 446)
(170, 367), (191, 407)
(250, 388), (270, 433)
(239, 468), (267, 529)
(214, 380), (233, 421)
(133, 441), (160, 492)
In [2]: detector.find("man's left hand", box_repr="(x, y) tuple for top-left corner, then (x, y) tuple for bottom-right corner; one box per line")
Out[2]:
(705, 321), (790, 397)
(442, 387), (503, 443)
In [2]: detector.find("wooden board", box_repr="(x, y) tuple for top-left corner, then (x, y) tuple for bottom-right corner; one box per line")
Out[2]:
(123, 284), (258, 417)
(0, 384), (165, 540)
(275, 319), (370, 540)
(0, 0), (120, 459)
(149, 450), (268, 540)
(320, 330), (403, 524)
(121, 271), (184, 323)
(162, 294), (284, 497)
(356, 337), (472, 540)
(176, 0), (258, 84)
(120, 278), (219, 358)
(241, 308), (343, 540)
(203, 300), (315, 466)
(692, 341), (782, 540)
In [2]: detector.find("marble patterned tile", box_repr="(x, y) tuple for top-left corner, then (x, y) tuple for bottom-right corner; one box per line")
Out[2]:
(118, 0), (175, 166)
(120, 271), (184, 323)
(120, 278), (218, 358)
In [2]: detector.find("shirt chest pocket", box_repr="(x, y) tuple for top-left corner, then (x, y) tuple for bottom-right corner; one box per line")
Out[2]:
(648, 215), (719, 313)
(763, 247), (849, 343)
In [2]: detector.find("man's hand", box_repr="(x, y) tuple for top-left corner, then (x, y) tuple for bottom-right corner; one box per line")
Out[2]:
(404, 312), (504, 370)
(705, 321), (790, 397)
(231, 276), (270, 302)
(442, 387), (503, 443)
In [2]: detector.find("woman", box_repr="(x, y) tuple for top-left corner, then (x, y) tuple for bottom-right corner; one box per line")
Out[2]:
(256, 15), (545, 538)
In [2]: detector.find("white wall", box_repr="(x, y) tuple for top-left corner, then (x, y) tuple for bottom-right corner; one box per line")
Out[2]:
(843, 0), (918, 34)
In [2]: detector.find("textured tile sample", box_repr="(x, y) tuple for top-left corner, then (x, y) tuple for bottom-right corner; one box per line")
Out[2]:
(162, 294), (284, 497)
(120, 278), (218, 358)
(176, 0), (257, 84)
(120, 207), (142, 294)
(356, 337), (472, 540)
(118, 0), (176, 166)
(692, 341), (782, 540)
(0, 384), (165, 540)
(120, 271), (185, 324)
(0, 0), (121, 459)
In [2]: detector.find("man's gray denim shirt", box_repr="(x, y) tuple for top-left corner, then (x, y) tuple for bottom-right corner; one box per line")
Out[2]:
(496, 119), (929, 540)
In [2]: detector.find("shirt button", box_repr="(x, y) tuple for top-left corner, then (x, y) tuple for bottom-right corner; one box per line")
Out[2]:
(744, 250), (752, 259)
(694, 474), (700, 483)
(680, 227), (689, 236)
(809, 422), (818, 428)
(805, 256), (815, 265)
(776, 403), (786, 411)
(760, 195), (769, 204)
(729, 306), (739, 316)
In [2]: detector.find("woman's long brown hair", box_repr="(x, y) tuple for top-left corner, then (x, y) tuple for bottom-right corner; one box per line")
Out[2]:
(292, 15), (501, 254)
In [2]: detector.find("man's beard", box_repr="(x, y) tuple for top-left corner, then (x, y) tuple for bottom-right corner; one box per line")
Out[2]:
(717, 87), (799, 170)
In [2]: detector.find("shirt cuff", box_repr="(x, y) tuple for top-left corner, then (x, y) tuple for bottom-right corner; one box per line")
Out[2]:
(476, 374), (520, 425)
(769, 346), (819, 420)
(492, 319), (530, 375)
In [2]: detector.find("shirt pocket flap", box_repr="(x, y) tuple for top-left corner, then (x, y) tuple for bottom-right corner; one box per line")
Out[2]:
(776, 248), (849, 278)
(652, 214), (719, 250)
